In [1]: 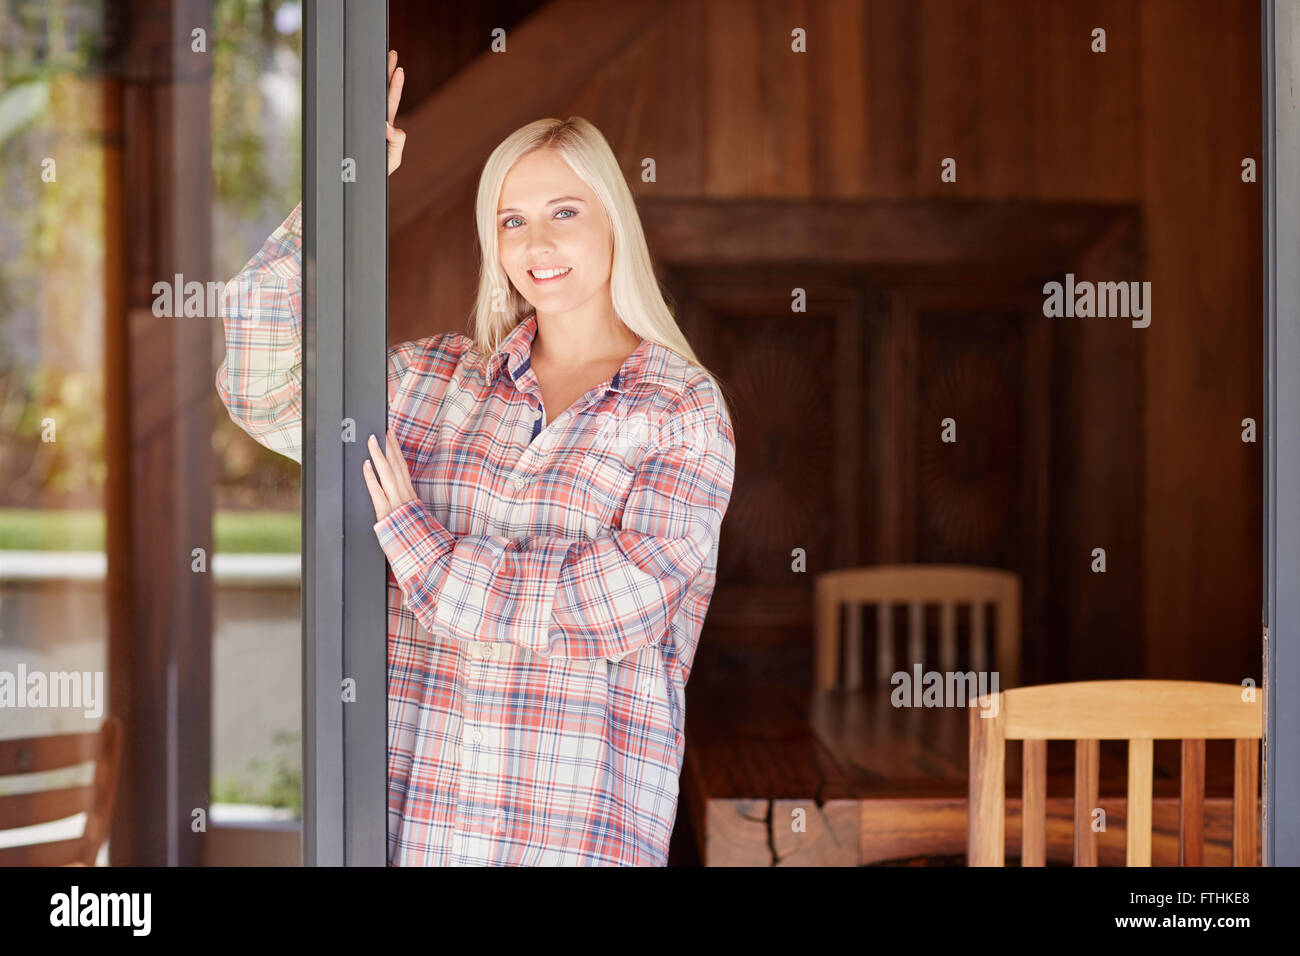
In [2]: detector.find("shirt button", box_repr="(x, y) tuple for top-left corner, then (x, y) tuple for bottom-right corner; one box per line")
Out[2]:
(472, 730), (483, 744)
(641, 678), (652, 693)
(512, 475), (525, 490)
(479, 643), (493, 660)
(534, 407), (543, 420)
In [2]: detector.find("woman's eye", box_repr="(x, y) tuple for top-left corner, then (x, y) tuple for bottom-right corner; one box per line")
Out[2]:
(502, 209), (576, 229)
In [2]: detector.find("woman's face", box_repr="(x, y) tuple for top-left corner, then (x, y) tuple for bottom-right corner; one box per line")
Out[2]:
(496, 148), (613, 317)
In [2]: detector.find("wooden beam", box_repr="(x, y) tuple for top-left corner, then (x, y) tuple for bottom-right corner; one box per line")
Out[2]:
(637, 198), (1135, 276)
(106, 0), (213, 866)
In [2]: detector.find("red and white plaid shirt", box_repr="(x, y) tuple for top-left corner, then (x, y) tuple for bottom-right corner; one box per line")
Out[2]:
(217, 203), (736, 865)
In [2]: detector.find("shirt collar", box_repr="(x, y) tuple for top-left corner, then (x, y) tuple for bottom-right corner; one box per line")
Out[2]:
(487, 311), (652, 394)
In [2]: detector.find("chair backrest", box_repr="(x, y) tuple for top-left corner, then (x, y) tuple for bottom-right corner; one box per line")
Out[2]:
(0, 717), (122, 866)
(967, 680), (1263, 866)
(813, 564), (1021, 691)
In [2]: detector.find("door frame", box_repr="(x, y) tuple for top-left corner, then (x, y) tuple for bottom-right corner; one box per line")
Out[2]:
(1263, 0), (1298, 866)
(301, 0), (389, 867)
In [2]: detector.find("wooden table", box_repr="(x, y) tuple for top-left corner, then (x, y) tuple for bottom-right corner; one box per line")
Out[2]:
(680, 682), (1253, 866)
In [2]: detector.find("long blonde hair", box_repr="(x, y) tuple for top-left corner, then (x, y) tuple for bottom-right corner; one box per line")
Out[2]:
(468, 116), (734, 423)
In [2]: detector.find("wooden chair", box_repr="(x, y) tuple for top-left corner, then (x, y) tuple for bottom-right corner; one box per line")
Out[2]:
(968, 680), (1263, 866)
(0, 717), (123, 866)
(813, 564), (1021, 691)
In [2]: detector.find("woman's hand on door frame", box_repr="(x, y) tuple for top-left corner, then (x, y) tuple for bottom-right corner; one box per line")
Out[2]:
(363, 428), (418, 521)
(387, 50), (407, 176)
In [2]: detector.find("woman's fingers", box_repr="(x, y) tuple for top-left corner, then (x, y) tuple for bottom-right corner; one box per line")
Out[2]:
(387, 122), (406, 175)
(387, 57), (404, 124)
(386, 51), (405, 176)
(362, 460), (390, 520)
(366, 430), (417, 519)
(384, 428), (416, 502)
(367, 433), (400, 503)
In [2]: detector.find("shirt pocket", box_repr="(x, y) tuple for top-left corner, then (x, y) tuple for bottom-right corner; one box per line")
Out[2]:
(576, 447), (637, 531)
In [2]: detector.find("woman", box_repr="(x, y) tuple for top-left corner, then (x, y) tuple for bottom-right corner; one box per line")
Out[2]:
(217, 52), (736, 866)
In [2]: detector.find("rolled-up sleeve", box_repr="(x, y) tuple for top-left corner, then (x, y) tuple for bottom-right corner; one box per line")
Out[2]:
(216, 203), (306, 463)
(216, 202), (427, 467)
(372, 377), (736, 661)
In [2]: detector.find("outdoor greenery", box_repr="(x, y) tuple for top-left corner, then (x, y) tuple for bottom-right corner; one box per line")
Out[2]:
(0, 507), (300, 552)
(0, 2), (109, 512)
(213, 0), (303, 231)
(0, 0), (302, 515)
(212, 730), (302, 814)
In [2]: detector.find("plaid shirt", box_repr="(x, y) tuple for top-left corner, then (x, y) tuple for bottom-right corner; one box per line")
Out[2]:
(216, 203), (736, 865)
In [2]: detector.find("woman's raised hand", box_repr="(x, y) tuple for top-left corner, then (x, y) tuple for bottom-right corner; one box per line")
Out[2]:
(387, 50), (407, 176)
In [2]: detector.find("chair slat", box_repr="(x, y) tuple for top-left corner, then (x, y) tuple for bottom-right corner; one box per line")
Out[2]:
(1021, 739), (1046, 866)
(939, 601), (956, 673)
(1074, 739), (1100, 866)
(1127, 738), (1154, 866)
(971, 602), (987, 674)
(0, 784), (95, 830)
(968, 699), (1005, 865)
(0, 836), (86, 867)
(907, 600), (923, 670)
(1233, 738), (1259, 866)
(0, 732), (99, 775)
(844, 602), (862, 689)
(875, 603), (893, 684)
(1001, 681), (1262, 739)
(1179, 739), (1205, 866)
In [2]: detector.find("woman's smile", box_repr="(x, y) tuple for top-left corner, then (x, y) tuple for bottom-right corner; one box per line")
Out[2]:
(529, 265), (572, 284)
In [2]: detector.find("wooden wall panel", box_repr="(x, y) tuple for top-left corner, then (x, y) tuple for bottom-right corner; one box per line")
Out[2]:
(390, 190), (480, 344)
(863, 0), (919, 196)
(1026, 0), (1141, 200)
(1139, 0), (1262, 682)
(973, 0), (1036, 197)
(705, 0), (775, 194)
(813, 0), (869, 196)
(916, 0), (982, 196)
(1050, 211), (1146, 683)
(569, 0), (709, 197)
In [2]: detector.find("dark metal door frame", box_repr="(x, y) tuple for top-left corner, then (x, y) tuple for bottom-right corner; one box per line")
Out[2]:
(1264, 0), (1298, 866)
(302, 0), (389, 867)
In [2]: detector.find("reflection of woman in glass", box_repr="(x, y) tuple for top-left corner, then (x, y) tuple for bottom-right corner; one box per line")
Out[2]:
(217, 52), (736, 865)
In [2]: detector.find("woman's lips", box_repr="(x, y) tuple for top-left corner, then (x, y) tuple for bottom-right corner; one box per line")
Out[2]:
(528, 266), (572, 284)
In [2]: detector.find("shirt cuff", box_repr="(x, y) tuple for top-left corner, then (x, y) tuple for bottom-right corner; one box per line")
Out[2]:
(372, 498), (455, 591)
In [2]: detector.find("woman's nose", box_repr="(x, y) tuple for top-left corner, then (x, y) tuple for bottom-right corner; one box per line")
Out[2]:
(526, 232), (557, 256)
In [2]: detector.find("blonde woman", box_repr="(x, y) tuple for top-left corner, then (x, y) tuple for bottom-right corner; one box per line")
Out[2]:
(217, 52), (736, 866)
